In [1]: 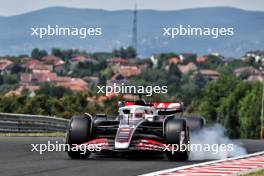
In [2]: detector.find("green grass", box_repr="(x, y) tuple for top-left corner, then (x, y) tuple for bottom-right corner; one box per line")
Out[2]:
(245, 169), (264, 176)
(0, 132), (66, 137)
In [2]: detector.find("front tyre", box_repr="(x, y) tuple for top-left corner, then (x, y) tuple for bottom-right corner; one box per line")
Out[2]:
(66, 116), (92, 159)
(165, 118), (189, 161)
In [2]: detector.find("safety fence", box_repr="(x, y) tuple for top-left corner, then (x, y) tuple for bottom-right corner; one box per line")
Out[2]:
(0, 112), (69, 133)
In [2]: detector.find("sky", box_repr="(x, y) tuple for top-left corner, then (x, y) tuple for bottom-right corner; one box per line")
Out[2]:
(0, 0), (264, 16)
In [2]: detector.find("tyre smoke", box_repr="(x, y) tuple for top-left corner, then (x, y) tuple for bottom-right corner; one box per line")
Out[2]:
(189, 124), (247, 160)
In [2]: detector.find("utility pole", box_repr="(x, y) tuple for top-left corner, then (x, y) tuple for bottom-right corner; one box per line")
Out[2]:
(261, 76), (264, 139)
(132, 4), (138, 56)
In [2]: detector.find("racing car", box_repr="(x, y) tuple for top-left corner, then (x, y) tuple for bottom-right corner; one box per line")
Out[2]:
(66, 96), (205, 160)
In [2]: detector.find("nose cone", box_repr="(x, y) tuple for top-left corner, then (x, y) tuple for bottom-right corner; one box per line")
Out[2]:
(115, 127), (133, 149)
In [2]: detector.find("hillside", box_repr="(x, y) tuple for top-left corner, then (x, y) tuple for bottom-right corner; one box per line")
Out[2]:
(0, 7), (264, 57)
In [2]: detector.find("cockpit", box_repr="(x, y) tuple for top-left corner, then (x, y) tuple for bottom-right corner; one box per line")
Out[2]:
(119, 105), (156, 124)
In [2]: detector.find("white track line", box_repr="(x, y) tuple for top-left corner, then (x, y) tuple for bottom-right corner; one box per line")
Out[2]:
(139, 151), (264, 176)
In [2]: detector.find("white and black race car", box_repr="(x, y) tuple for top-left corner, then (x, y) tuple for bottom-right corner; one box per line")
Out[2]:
(66, 97), (204, 160)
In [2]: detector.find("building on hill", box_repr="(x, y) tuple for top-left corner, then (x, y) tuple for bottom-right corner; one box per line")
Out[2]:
(234, 66), (261, 77)
(118, 66), (141, 78)
(242, 51), (264, 64)
(82, 76), (99, 87)
(196, 56), (208, 63)
(107, 57), (128, 65)
(71, 55), (89, 63)
(105, 73), (128, 96)
(25, 59), (42, 69)
(199, 69), (219, 80)
(41, 55), (65, 66)
(20, 72), (88, 92)
(56, 78), (88, 92)
(0, 59), (14, 74)
(179, 53), (197, 62)
(31, 64), (53, 73)
(168, 57), (181, 65)
(5, 90), (21, 97)
(41, 55), (66, 74)
(5, 85), (41, 97)
(69, 55), (98, 70)
(107, 73), (128, 87)
(247, 75), (264, 82)
(71, 55), (98, 64)
(20, 57), (32, 61)
(178, 62), (197, 74)
(21, 72), (57, 84)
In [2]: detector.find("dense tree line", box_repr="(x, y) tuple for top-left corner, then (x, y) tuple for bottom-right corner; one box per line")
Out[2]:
(0, 93), (118, 119)
(112, 46), (137, 58)
(195, 75), (262, 138)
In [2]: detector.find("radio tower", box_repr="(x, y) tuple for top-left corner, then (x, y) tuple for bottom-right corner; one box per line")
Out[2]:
(132, 4), (138, 55)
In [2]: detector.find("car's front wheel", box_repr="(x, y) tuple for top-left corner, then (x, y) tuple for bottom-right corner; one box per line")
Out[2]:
(66, 116), (92, 159)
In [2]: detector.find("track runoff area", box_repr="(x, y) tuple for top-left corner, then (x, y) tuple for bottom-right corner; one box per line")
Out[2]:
(140, 151), (264, 176)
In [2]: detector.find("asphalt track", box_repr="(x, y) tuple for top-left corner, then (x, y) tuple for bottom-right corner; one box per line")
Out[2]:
(0, 137), (263, 176)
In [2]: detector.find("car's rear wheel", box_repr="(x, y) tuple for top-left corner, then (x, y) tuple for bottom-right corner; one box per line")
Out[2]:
(66, 116), (92, 159)
(185, 116), (205, 132)
(165, 118), (189, 161)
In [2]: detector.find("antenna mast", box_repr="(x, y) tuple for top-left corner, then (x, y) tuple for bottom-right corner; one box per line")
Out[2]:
(132, 4), (138, 54)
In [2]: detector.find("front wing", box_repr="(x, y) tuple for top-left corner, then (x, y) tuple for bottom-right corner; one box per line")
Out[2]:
(80, 138), (167, 152)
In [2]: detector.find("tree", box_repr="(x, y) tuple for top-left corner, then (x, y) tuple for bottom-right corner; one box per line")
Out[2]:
(239, 82), (261, 138)
(198, 75), (239, 122)
(198, 55), (224, 70)
(24, 95), (50, 115)
(31, 48), (48, 60)
(193, 72), (207, 90)
(179, 82), (199, 105)
(59, 93), (88, 118)
(126, 46), (137, 58)
(61, 49), (73, 61)
(228, 59), (249, 69)
(99, 66), (114, 82)
(52, 48), (62, 57)
(2, 74), (19, 84)
(217, 82), (250, 138)
(157, 53), (179, 69)
(71, 61), (95, 77)
(167, 64), (182, 94)
(36, 84), (73, 99)
(112, 46), (137, 59)
(130, 68), (167, 86)
(168, 64), (181, 79)
(11, 64), (24, 74)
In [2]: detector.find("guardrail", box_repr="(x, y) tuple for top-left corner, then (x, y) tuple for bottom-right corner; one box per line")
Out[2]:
(0, 112), (69, 133)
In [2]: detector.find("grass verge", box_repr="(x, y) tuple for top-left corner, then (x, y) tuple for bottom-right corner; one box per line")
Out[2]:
(244, 169), (264, 176)
(0, 132), (66, 137)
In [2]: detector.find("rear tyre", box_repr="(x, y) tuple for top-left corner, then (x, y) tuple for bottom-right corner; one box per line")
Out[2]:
(165, 118), (189, 161)
(66, 116), (92, 159)
(185, 116), (204, 132)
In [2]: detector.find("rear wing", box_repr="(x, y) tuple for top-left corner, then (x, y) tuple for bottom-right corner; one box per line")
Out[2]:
(122, 101), (185, 115)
